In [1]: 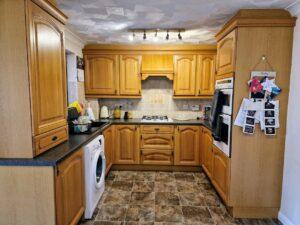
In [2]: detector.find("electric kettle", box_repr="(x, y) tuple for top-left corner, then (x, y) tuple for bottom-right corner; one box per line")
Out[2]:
(100, 106), (109, 118)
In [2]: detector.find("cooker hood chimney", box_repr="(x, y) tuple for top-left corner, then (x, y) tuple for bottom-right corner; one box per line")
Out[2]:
(141, 54), (174, 80)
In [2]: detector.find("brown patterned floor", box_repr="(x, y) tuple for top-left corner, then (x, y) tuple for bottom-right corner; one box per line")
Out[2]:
(79, 170), (282, 225)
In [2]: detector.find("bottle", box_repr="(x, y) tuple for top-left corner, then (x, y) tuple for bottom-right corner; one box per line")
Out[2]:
(114, 106), (121, 119)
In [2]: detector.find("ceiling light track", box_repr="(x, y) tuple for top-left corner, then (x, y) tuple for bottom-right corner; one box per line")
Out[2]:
(128, 28), (185, 41)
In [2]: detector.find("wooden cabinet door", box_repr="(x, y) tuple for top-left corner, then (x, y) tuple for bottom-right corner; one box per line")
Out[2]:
(141, 149), (173, 165)
(197, 55), (215, 96)
(27, 1), (67, 135)
(141, 133), (174, 150)
(174, 126), (200, 166)
(202, 127), (213, 178)
(85, 55), (119, 95)
(119, 55), (142, 95)
(216, 30), (236, 75)
(103, 126), (114, 175)
(115, 125), (140, 164)
(56, 149), (85, 225)
(174, 55), (197, 96)
(212, 145), (229, 203)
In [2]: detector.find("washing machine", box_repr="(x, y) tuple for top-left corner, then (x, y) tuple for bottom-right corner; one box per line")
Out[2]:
(84, 135), (106, 219)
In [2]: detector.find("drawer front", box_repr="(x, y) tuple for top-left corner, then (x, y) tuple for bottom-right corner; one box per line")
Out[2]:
(34, 125), (68, 156)
(141, 133), (174, 150)
(141, 149), (173, 165)
(141, 125), (174, 134)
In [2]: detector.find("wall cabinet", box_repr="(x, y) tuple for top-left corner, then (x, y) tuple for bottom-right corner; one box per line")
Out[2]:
(174, 126), (200, 166)
(103, 125), (114, 175)
(201, 126), (213, 178)
(197, 55), (215, 96)
(211, 145), (229, 203)
(216, 30), (236, 76)
(56, 149), (85, 225)
(173, 55), (197, 96)
(119, 55), (142, 95)
(85, 55), (119, 95)
(114, 125), (140, 164)
(1, 0), (68, 158)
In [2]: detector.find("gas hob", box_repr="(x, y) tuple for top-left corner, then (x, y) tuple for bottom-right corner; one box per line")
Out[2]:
(141, 115), (173, 123)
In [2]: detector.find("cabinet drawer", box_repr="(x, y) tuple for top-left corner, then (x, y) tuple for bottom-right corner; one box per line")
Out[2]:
(140, 125), (174, 134)
(141, 133), (173, 150)
(141, 149), (173, 165)
(34, 125), (68, 156)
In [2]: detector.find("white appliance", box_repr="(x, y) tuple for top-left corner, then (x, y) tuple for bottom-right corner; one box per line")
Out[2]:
(84, 135), (106, 219)
(212, 77), (234, 157)
(213, 114), (231, 157)
(141, 115), (173, 123)
(215, 78), (234, 115)
(100, 106), (109, 118)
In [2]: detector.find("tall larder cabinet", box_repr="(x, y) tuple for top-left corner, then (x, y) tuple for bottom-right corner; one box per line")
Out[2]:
(0, 0), (68, 158)
(215, 9), (296, 218)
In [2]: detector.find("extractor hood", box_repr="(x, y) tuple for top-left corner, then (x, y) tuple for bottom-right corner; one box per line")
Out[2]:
(141, 54), (174, 80)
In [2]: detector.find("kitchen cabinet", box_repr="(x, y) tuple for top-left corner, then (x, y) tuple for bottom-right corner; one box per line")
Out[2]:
(85, 55), (119, 96)
(174, 126), (200, 166)
(114, 125), (140, 164)
(119, 55), (142, 95)
(197, 55), (215, 96)
(201, 126), (213, 178)
(141, 149), (173, 165)
(0, 0), (68, 158)
(56, 149), (85, 225)
(140, 125), (174, 165)
(216, 30), (236, 76)
(173, 55), (197, 96)
(211, 145), (230, 203)
(103, 125), (114, 175)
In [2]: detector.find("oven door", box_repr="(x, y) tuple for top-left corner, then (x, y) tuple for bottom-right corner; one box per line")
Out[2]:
(213, 114), (231, 157)
(220, 88), (233, 115)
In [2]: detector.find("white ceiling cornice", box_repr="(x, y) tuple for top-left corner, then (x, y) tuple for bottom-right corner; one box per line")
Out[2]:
(286, 0), (300, 16)
(65, 27), (86, 47)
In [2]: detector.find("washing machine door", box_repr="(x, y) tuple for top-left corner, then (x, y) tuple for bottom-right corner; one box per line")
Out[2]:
(92, 150), (106, 189)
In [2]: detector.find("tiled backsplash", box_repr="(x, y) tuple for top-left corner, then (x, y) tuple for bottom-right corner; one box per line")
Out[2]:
(98, 78), (212, 119)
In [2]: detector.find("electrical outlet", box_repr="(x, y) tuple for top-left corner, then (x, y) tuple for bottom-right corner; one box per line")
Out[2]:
(191, 105), (200, 111)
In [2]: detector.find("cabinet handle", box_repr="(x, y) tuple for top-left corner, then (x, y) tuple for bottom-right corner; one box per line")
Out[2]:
(198, 90), (201, 95)
(173, 90), (176, 95)
(172, 136), (174, 140)
(115, 90), (117, 94)
(52, 136), (58, 141)
(135, 125), (138, 130)
(139, 90), (141, 94)
(155, 128), (160, 132)
(140, 135), (142, 140)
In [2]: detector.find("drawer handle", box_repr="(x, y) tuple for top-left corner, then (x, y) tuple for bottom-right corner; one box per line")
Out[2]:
(52, 136), (58, 141)
(155, 128), (160, 132)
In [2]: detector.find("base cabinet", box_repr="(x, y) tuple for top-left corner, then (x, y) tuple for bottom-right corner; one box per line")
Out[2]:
(55, 149), (85, 225)
(211, 145), (230, 203)
(114, 125), (140, 164)
(201, 126), (213, 178)
(103, 126), (114, 174)
(174, 126), (200, 166)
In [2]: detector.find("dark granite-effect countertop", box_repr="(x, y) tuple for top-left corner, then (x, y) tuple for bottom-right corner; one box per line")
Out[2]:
(0, 118), (211, 167)
(96, 118), (211, 130)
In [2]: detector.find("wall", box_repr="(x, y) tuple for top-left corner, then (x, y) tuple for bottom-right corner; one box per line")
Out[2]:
(279, 3), (300, 225)
(64, 28), (99, 116)
(99, 78), (211, 119)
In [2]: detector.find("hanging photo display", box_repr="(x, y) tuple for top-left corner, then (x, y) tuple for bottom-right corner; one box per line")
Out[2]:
(248, 71), (281, 101)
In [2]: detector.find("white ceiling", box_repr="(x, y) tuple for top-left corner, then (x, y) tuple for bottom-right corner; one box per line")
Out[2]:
(57, 0), (297, 44)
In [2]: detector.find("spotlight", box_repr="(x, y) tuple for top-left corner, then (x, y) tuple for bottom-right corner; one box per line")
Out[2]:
(166, 30), (169, 40)
(178, 31), (182, 40)
(154, 30), (158, 42)
(143, 30), (146, 40)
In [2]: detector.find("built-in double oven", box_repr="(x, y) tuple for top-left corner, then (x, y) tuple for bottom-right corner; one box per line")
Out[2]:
(210, 78), (234, 157)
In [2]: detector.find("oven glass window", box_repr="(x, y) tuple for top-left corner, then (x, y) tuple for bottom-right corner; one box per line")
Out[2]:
(223, 94), (230, 107)
(220, 122), (229, 144)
